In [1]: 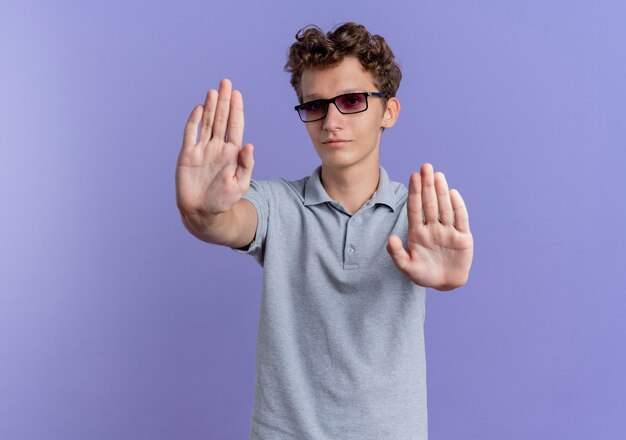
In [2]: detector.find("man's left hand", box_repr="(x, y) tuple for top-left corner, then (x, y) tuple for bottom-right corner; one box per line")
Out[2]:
(387, 163), (474, 291)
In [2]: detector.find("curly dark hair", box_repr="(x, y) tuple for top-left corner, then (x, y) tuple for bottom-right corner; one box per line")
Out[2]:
(284, 22), (402, 106)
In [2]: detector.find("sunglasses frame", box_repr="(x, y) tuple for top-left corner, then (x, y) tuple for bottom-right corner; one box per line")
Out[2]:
(294, 92), (386, 123)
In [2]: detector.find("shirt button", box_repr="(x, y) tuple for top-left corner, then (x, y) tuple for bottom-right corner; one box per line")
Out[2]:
(348, 247), (355, 253)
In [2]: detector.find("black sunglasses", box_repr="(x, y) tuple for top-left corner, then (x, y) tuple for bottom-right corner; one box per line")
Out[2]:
(294, 92), (386, 123)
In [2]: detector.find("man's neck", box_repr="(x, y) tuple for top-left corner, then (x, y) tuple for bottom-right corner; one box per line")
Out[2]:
(319, 161), (381, 215)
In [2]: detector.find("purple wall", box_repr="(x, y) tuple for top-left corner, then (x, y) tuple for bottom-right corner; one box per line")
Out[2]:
(1, 1), (625, 438)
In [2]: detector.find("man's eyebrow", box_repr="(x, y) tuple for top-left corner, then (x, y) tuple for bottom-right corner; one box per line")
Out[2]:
(302, 89), (364, 102)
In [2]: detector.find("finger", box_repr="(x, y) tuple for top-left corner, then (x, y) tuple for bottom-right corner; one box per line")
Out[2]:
(450, 189), (470, 233)
(199, 89), (218, 144)
(421, 163), (438, 223)
(212, 78), (232, 141)
(182, 104), (203, 149)
(386, 235), (411, 272)
(407, 172), (424, 226)
(226, 90), (245, 146)
(236, 143), (255, 191)
(435, 172), (454, 225)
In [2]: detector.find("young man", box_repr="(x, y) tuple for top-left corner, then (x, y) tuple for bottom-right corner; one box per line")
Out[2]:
(176, 22), (473, 440)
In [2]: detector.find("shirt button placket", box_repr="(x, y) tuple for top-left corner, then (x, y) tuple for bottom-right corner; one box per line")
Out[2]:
(344, 217), (358, 268)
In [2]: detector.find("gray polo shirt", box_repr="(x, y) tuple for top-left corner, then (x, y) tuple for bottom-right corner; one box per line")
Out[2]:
(232, 165), (428, 440)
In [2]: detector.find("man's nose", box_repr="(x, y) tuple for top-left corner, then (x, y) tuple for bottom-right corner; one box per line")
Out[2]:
(323, 103), (344, 130)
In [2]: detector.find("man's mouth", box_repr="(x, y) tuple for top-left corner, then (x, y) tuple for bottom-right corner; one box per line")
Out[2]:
(323, 139), (351, 147)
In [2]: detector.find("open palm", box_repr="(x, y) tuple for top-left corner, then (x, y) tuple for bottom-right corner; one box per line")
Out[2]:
(387, 163), (474, 291)
(176, 79), (254, 217)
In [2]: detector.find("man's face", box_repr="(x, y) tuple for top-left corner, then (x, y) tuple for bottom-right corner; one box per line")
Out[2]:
(299, 56), (398, 171)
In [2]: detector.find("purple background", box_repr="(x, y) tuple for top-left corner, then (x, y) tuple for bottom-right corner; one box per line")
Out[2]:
(2, 1), (625, 439)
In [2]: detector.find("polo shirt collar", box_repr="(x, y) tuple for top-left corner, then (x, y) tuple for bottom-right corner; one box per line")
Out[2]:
(304, 166), (397, 212)
(371, 166), (397, 212)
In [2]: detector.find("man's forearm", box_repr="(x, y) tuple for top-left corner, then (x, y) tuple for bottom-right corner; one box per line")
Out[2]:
(179, 199), (257, 248)
(179, 209), (235, 246)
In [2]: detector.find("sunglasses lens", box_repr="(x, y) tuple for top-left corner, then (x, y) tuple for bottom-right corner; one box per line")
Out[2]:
(299, 100), (326, 122)
(336, 93), (367, 113)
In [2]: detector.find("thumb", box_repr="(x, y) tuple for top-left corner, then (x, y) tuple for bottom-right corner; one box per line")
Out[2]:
(387, 235), (410, 271)
(236, 143), (254, 187)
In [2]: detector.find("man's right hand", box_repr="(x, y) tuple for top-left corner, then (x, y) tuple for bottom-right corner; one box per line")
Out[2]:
(176, 78), (255, 217)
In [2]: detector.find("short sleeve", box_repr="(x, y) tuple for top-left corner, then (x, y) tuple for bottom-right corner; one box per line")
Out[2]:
(230, 179), (269, 266)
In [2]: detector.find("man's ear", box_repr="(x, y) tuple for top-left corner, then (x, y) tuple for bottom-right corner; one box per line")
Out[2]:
(381, 97), (401, 129)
